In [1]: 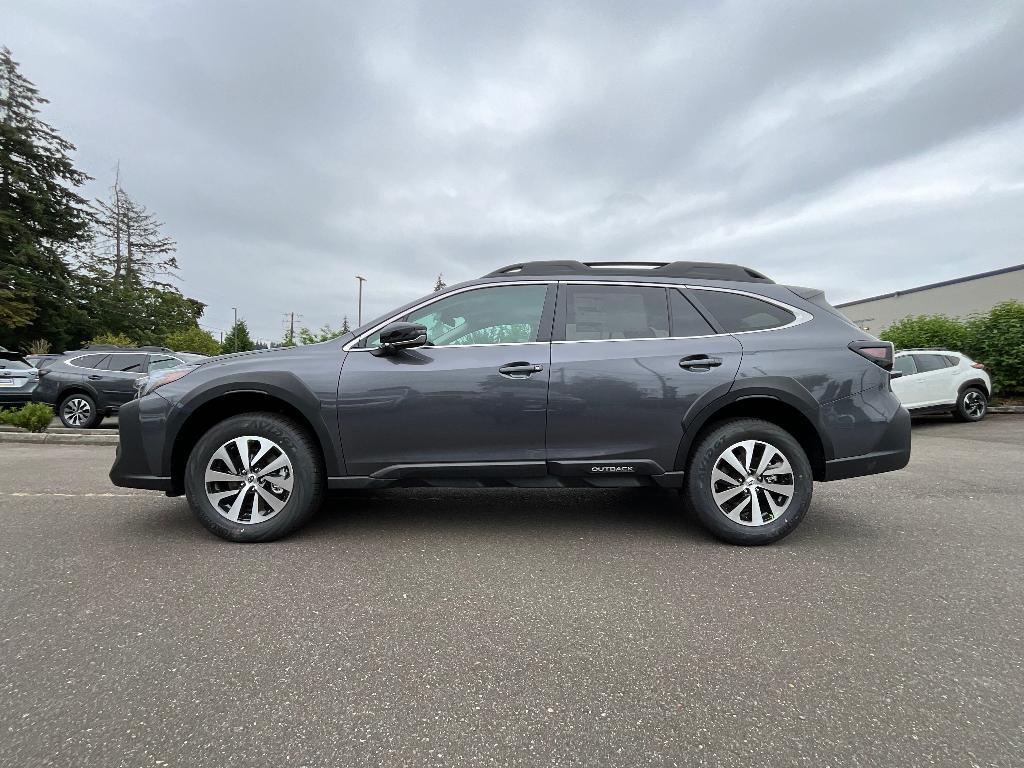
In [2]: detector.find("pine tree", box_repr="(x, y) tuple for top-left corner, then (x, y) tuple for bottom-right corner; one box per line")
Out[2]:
(222, 319), (255, 353)
(90, 169), (178, 288)
(433, 273), (446, 292)
(0, 47), (92, 350)
(341, 315), (351, 333)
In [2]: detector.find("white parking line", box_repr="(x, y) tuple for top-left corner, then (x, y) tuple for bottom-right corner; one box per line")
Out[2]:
(2, 492), (154, 498)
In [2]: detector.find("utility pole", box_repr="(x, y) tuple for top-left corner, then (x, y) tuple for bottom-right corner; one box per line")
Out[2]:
(282, 312), (302, 345)
(355, 275), (367, 326)
(232, 307), (238, 326)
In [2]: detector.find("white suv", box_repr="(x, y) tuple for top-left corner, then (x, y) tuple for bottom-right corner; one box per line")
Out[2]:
(890, 349), (992, 422)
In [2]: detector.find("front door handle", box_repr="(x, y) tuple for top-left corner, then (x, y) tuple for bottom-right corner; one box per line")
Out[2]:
(88, 374), (103, 380)
(679, 354), (723, 371)
(499, 362), (544, 377)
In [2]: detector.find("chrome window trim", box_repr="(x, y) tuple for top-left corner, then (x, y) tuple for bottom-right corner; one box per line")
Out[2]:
(343, 280), (555, 352)
(344, 279), (812, 352)
(67, 351), (155, 372)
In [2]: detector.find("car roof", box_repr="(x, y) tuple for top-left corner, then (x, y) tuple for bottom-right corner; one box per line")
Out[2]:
(482, 260), (774, 283)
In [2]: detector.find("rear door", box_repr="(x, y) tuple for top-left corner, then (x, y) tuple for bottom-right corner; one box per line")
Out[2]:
(97, 353), (148, 408)
(546, 283), (742, 474)
(912, 354), (955, 405)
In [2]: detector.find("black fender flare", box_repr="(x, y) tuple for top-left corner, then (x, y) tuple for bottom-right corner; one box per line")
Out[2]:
(162, 372), (341, 475)
(957, 378), (990, 398)
(673, 376), (835, 471)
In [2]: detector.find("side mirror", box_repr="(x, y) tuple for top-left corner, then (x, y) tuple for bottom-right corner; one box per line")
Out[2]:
(889, 370), (903, 379)
(372, 322), (428, 356)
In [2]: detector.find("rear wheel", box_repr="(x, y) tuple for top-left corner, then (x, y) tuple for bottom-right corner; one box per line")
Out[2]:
(58, 393), (101, 429)
(685, 418), (812, 545)
(184, 413), (324, 542)
(953, 387), (987, 422)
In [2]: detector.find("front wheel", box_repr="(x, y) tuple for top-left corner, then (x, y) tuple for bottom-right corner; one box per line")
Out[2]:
(59, 393), (101, 429)
(953, 387), (987, 422)
(685, 418), (813, 545)
(184, 413), (324, 542)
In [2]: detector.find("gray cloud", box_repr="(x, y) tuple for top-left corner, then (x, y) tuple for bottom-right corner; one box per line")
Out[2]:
(7, 0), (1024, 341)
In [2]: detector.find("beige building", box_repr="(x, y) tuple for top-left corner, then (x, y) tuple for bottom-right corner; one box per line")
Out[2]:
(836, 264), (1024, 333)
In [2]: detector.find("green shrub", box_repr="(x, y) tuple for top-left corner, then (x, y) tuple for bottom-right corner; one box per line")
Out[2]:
(880, 314), (967, 352)
(0, 402), (54, 432)
(880, 300), (1024, 396)
(164, 326), (221, 356)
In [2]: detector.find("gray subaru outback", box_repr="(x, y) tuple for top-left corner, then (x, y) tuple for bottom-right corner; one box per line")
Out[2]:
(110, 261), (911, 545)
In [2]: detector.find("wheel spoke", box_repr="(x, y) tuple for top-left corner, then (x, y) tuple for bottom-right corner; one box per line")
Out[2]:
(713, 483), (749, 506)
(761, 481), (794, 498)
(720, 447), (748, 477)
(749, 486), (764, 523)
(257, 454), (290, 478)
(724, 491), (751, 522)
(211, 445), (240, 476)
(754, 445), (779, 477)
(225, 486), (251, 522)
(253, 483), (286, 513)
(208, 488), (242, 504)
(205, 468), (243, 484)
(233, 437), (253, 472)
(262, 472), (293, 492)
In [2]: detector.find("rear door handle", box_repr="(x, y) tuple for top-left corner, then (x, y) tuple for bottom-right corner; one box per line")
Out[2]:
(679, 354), (723, 371)
(499, 362), (544, 377)
(88, 374), (103, 380)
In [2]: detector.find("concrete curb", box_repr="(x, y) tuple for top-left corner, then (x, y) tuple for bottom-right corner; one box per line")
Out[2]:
(990, 406), (1024, 413)
(0, 431), (118, 445)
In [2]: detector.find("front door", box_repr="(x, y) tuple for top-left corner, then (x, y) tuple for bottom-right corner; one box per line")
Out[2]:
(546, 283), (742, 472)
(338, 283), (554, 476)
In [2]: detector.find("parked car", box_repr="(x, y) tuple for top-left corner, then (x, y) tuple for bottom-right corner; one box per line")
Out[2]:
(110, 260), (911, 545)
(0, 347), (39, 408)
(891, 348), (992, 422)
(34, 346), (207, 428)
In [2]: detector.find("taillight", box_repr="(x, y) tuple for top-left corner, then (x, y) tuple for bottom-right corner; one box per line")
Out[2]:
(36, 368), (49, 377)
(848, 340), (894, 370)
(972, 362), (986, 370)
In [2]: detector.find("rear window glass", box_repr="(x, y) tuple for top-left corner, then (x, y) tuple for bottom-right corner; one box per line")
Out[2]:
(72, 354), (109, 369)
(563, 286), (669, 341)
(670, 290), (715, 337)
(104, 354), (148, 373)
(693, 291), (795, 333)
(0, 356), (31, 370)
(913, 354), (948, 373)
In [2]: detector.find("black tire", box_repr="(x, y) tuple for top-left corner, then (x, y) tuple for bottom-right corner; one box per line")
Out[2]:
(184, 412), (324, 542)
(685, 418), (813, 545)
(58, 392), (101, 429)
(952, 387), (987, 422)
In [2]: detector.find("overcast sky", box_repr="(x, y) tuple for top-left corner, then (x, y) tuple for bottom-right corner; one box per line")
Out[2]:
(7, 1), (1024, 342)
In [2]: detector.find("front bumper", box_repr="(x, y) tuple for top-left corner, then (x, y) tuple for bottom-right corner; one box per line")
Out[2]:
(108, 395), (176, 493)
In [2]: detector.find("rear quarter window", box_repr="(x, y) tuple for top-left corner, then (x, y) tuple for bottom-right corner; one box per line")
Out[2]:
(692, 290), (795, 333)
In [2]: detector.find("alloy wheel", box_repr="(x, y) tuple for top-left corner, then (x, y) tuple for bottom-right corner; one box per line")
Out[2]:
(711, 439), (795, 526)
(963, 390), (985, 418)
(62, 397), (91, 427)
(204, 436), (294, 524)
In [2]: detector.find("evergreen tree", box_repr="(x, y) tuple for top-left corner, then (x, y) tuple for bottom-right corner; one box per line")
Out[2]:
(0, 47), (92, 350)
(433, 273), (446, 292)
(341, 315), (351, 333)
(222, 319), (255, 353)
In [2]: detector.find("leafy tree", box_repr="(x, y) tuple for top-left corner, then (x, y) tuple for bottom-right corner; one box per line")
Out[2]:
(222, 319), (255, 353)
(86, 332), (136, 347)
(0, 47), (93, 351)
(164, 325), (221, 356)
(298, 323), (348, 345)
(963, 301), (1024, 395)
(433, 273), (446, 292)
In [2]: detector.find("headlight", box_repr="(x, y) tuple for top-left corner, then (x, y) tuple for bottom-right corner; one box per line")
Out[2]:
(136, 365), (197, 398)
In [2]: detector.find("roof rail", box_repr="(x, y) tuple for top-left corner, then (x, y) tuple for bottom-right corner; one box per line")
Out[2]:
(897, 347), (951, 352)
(483, 260), (773, 283)
(79, 344), (174, 352)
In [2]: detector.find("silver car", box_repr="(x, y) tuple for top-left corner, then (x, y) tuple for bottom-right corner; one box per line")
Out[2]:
(0, 348), (39, 408)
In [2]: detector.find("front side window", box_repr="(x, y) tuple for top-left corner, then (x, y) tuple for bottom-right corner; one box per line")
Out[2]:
(364, 285), (549, 347)
(892, 356), (918, 377)
(693, 290), (795, 333)
(148, 355), (183, 373)
(563, 285), (669, 341)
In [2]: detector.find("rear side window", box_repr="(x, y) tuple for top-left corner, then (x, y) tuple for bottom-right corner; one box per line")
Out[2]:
(72, 354), (110, 369)
(693, 290), (795, 333)
(913, 354), (949, 373)
(944, 355), (960, 366)
(104, 354), (148, 373)
(670, 290), (715, 337)
(0, 355), (31, 370)
(893, 356), (917, 376)
(563, 285), (669, 341)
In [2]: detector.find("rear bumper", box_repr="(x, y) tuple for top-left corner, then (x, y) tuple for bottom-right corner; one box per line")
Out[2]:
(0, 392), (36, 406)
(822, 402), (911, 481)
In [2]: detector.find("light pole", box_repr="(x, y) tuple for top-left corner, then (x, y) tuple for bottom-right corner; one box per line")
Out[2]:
(355, 276), (366, 327)
(232, 307), (238, 326)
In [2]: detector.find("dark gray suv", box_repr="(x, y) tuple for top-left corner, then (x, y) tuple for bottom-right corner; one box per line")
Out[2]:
(110, 261), (911, 545)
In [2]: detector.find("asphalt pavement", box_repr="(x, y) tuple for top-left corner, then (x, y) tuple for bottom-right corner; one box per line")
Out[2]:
(1, 416), (1022, 767)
